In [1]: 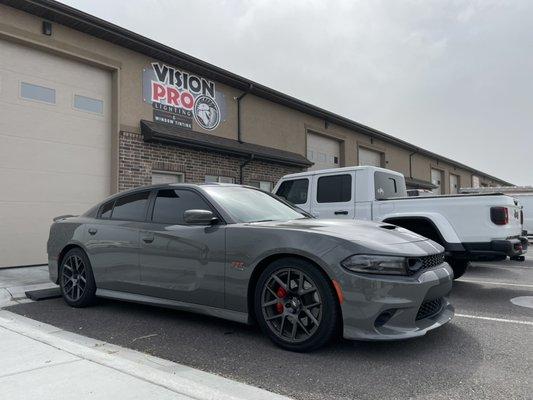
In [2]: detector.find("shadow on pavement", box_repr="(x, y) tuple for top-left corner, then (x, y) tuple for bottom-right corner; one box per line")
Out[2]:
(7, 297), (483, 400)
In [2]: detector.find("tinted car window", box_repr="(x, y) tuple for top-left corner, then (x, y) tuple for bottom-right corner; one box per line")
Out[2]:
(317, 174), (352, 203)
(276, 179), (309, 204)
(374, 171), (407, 199)
(152, 189), (212, 224)
(111, 191), (150, 221)
(99, 200), (114, 219)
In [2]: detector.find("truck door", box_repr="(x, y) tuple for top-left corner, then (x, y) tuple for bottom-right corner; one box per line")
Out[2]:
(311, 171), (355, 219)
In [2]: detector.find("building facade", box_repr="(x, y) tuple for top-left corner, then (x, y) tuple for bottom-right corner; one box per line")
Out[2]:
(0, 0), (511, 267)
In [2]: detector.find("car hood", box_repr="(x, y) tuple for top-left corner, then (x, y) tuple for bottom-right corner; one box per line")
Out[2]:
(246, 218), (430, 246)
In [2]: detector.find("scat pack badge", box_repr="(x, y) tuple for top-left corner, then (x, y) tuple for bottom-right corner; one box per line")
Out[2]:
(231, 261), (246, 271)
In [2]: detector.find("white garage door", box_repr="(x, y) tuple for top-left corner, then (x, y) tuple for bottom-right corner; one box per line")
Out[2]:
(0, 40), (112, 267)
(431, 169), (443, 195)
(358, 147), (383, 167)
(307, 132), (340, 171)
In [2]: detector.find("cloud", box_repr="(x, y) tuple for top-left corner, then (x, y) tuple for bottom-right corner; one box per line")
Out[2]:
(63, 0), (533, 185)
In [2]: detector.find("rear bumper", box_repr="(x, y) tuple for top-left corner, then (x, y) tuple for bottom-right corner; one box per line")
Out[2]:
(461, 236), (528, 261)
(48, 257), (59, 284)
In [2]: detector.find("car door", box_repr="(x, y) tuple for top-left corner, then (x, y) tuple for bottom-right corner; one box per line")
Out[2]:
(310, 172), (355, 219)
(85, 191), (150, 293)
(138, 188), (225, 307)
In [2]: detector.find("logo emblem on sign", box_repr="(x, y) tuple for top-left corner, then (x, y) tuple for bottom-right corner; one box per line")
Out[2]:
(143, 62), (224, 131)
(194, 95), (220, 130)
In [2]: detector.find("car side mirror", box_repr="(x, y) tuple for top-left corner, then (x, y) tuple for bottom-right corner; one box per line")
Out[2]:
(183, 209), (218, 225)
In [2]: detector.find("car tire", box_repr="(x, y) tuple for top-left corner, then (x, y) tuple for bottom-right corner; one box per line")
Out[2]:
(59, 248), (97, 308)
(254, 257), (339, 352)
(448, 259), (469, 279)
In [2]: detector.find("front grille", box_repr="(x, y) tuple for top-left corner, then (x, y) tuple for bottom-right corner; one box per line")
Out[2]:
(407, 252), (445, 275)
(416, 297), (444, 320)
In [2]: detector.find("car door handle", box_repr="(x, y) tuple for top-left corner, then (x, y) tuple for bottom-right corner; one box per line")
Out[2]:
(88, 228), (97, 235)
(142, 235), (154, 244)
(334, 210), (349, 215)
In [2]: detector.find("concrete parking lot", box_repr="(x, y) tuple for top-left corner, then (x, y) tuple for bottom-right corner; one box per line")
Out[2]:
(6, 257), (533, 400)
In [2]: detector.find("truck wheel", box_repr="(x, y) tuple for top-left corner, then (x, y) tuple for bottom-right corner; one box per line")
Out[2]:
(448, 259), (469, 279)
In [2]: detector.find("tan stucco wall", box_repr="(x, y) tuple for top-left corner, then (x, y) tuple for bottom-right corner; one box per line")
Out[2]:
(0, 4), (509, 193)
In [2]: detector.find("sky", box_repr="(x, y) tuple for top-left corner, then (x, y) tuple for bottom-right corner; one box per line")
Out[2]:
(62, 0), (532, 185)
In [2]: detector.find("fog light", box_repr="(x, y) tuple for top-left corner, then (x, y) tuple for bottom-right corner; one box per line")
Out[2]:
(374, 309), (396, 327)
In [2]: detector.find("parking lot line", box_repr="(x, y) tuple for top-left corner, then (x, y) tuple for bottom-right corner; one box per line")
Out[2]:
(456, 313), (533, 326)
(472, 263), (532, 270)
(457, 279), (533, 289)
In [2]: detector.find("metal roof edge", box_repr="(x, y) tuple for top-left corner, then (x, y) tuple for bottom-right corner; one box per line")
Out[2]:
(3, 0), (512, 185)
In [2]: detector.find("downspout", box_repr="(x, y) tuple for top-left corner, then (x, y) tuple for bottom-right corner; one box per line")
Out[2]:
(235, 84), (253, 143)
(240, 154), (254, 184)
(409, 149), (418, 179)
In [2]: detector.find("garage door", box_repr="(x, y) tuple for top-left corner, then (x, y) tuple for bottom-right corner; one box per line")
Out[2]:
(0, 40), (112, 267)
(358, 147), (383, 167)
(306, 133), (340, 171)
(431, 169), (443, 195)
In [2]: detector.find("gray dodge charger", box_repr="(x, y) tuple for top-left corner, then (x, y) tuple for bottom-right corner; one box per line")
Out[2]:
(47, 183), (454, 351)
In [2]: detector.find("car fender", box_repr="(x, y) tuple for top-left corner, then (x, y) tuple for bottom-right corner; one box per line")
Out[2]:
(379, 212), (461, 244)
(49, 239), (89, 284)
(249, 246), (337, 280)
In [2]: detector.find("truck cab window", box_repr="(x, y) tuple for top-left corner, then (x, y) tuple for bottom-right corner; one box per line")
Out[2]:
(317, 174), (351, 203)
(374, 172), (407, 199)
(276, 179), (309, 204)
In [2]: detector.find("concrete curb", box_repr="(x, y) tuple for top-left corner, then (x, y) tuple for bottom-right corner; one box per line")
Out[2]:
(0, 310), (291, 400)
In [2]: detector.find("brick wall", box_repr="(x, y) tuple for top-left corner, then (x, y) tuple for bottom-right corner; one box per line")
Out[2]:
(118, 130), (303, 191)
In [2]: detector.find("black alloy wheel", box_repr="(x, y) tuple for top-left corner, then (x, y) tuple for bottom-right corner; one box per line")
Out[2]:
(59, 248), (96, 307)
(255, 257), (339, 352)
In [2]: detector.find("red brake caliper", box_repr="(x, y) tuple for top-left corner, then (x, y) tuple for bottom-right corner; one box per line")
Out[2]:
(276, 287), (287, 314)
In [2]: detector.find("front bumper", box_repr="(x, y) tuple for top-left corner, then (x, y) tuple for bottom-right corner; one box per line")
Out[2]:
(338, 263), (454, 341)
(462, 236), (528, 261)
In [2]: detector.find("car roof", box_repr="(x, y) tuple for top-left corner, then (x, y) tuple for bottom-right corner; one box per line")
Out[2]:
(99, 182), (256, 204)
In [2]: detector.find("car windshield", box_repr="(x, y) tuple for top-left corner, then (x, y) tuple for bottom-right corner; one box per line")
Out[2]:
(203, 186), (306, 223)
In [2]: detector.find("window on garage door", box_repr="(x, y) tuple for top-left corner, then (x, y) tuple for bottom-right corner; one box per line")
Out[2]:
(20, 82), (56, 104)
(74, 94), (104, 114)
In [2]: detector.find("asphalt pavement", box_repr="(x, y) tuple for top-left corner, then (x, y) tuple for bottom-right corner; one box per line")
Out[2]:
(7, 258), (533, 400)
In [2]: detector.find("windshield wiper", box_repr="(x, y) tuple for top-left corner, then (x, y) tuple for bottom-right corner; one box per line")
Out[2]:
(248, 219), (274, 223)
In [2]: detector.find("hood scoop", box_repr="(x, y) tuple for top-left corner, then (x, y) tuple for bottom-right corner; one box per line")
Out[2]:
(379, 224), (397, 230)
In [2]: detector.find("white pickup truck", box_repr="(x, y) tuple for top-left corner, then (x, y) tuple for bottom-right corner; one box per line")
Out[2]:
(274, 166), (528, 278)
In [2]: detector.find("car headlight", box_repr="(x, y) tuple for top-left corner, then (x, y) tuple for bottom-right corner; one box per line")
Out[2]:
(341, 255), (408, 275)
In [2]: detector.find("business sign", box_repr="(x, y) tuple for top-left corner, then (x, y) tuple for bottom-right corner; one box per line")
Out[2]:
(143, 62), (226, 131)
